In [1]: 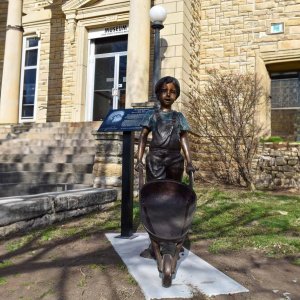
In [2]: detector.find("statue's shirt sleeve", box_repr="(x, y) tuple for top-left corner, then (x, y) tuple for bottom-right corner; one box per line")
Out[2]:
(177, 112), (191, 132)
(140, 110), (155, 130)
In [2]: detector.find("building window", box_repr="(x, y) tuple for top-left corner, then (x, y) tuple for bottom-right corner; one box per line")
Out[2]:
(20, 36), (40, 121)
(270, 72), (300, 140)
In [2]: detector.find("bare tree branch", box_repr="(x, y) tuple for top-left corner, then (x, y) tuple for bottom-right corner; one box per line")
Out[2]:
(187, 70), (265, 190)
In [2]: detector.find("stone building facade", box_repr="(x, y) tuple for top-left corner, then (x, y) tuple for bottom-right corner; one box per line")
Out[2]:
(0, 0), (299, 138)
(189, 0), (300, 139)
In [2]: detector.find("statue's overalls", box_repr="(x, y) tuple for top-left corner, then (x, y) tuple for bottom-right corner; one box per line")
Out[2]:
(146, 110), (184, 182)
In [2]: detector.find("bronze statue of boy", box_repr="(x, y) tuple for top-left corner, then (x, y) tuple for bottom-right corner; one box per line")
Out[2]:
(135, 76), (195, 181)
(135, 76), (195, 258)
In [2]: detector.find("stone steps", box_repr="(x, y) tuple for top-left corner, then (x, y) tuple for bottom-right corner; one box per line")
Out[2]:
(0, 153), (95, 163)
(0, 122), (99, 197)
(18, 133), (96, 140)
(0, 146), (96, 155)
(0, 138), (97, 147)
(0, 171), (94, 185)
(0, 162), (94, 173)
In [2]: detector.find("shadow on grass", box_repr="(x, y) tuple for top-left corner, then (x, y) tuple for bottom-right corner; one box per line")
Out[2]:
(0, 202), (139, 300)
(190, 188), (300, 256)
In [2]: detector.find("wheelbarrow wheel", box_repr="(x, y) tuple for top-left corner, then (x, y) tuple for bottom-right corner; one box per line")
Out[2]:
(162, 254), (172, 287)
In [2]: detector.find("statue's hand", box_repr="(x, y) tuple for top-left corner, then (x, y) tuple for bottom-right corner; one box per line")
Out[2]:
(186, 162), (196, 174)
(135, 161), (145, 172)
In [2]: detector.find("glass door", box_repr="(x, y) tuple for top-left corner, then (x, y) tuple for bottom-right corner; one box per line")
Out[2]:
(87, 35), (128, 121)
(93, 56), (115, 120)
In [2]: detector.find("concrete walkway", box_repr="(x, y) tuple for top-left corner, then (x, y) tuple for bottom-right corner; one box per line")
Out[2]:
(106, 232), (249, 300)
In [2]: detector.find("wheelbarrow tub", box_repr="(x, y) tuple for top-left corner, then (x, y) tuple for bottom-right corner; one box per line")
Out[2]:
(140, 179), (196, 242)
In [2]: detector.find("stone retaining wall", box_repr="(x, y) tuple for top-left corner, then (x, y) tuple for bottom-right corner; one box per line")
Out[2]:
(0, 188), (117, 237)
(92, 132), (146, 196)
(253, 143), (300, 190)
(92, 133), (300, 192)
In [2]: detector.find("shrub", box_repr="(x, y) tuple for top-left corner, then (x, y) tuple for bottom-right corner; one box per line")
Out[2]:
(187, 69), (265, 190)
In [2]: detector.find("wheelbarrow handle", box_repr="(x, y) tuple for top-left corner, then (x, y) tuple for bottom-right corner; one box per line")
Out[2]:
(188, 171), (194, 189)
(138, 164), (144, 192)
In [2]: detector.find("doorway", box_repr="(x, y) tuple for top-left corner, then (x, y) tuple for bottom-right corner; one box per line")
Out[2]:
(87, 34), (127, 121)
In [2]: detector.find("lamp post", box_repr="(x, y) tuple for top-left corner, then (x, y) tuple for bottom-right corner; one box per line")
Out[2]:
(150, 5), (167, 101)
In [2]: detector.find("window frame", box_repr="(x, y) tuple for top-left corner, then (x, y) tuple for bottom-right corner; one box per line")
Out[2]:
(19, 35), (41, 122)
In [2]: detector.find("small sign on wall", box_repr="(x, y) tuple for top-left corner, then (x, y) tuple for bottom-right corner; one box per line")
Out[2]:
(270, 22), (284, 34)
(89, 24), (129, 39)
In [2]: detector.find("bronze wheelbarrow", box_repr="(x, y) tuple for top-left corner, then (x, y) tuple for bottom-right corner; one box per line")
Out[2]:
(139, 170), (196, 287)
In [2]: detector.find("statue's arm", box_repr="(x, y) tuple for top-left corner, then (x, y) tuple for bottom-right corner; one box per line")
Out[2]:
(135, 127), (150, 170)
(180, 131), (195, 173)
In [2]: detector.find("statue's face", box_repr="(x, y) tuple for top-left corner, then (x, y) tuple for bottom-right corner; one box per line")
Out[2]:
(158, 83), (178, 109)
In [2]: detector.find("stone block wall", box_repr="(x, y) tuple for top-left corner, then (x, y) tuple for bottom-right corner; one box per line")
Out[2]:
(92, 132), (145, 196)
(253, 143), (300, 190)
(189, 0), (300, 90)
(93, 132), (123, 194)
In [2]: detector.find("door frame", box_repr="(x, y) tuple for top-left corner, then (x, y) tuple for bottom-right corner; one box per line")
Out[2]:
(86, 26), (128, 121)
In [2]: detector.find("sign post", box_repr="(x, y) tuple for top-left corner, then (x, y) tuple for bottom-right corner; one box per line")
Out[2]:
(120, 131), (134, 237)
(98, 108), (153, 238)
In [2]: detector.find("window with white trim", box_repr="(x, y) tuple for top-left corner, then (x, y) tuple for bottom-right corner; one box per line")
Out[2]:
(20, 36), (40, 120)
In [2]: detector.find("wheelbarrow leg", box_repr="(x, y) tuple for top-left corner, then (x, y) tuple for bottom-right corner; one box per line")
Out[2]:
(162, 254), (172, 287)
(169, 241), (183, 273)
(151, 239), (163, 272)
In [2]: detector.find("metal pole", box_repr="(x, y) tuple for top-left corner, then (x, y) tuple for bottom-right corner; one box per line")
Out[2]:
(151, 23), (164, 101)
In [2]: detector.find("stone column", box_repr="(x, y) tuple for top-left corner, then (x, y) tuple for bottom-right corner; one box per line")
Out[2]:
(0, 0), (23, 124)
(125, 0), (150, 107)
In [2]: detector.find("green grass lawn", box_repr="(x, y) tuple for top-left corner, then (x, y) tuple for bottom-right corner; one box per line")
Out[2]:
(191, 187), (300, 261)
(4, 187), (300, 264)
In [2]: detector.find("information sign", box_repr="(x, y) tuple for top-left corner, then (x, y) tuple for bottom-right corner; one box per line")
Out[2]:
(98, 108), (153, 132)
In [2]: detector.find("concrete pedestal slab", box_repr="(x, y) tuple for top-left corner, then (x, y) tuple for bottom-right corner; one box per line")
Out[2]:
(106, 232), (249, 299)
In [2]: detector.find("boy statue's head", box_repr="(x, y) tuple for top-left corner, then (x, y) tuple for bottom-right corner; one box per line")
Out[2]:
(155, 76), (180, 101)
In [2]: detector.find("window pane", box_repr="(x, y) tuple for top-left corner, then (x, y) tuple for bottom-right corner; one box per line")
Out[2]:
(271, 78), (300, 108)
(94, 57), (115, 90)
(26, 37), (38, 48)
(118, 55), (127, 89)
(93, 91), (112, 120)
(22, 95), (35, 104)
(21, 105), (34, 118)
(95, 35), (128, 54)
(22, 69), (36, 99)
(25, 49), (38, 66)
(24, 69), (36, 85)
